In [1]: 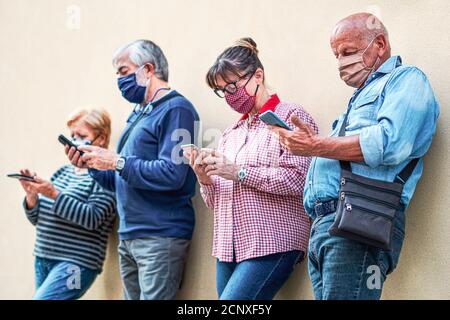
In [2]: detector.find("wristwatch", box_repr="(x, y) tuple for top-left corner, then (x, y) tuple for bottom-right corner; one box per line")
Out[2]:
(237, 167), (248, 183)
(115, 157), (126, 172)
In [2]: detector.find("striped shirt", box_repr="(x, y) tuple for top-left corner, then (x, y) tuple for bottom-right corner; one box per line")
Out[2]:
(23, 165), (116, 271)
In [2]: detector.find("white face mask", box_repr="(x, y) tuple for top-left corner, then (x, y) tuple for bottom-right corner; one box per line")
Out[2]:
(71, 134), (99, 147)
(337, 37), (380, 88)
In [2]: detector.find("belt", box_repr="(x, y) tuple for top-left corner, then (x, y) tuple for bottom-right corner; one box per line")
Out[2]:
(314, 199), (338, 217)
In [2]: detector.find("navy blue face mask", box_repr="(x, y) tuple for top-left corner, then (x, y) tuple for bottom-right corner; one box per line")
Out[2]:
(117, 67), (147, 104)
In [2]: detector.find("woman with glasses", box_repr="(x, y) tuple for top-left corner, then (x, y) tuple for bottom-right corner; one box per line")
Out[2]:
(185, 38), (318, 299)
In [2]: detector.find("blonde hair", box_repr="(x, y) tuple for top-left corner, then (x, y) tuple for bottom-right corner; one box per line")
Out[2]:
(67, 108), (112, 148)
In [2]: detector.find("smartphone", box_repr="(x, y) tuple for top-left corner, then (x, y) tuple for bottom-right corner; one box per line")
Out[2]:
(7, 173), (35, 181)
(181, 145), (215, 158)
(181, 144), (199, 157)
(259, 110), (292, 131)
(58, 134), (84, 155)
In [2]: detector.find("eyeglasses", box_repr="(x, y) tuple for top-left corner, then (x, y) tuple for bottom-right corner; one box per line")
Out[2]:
(213, 71), (255, 98)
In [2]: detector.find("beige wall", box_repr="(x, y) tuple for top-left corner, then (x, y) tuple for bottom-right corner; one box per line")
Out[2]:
(0, 0), (448, 300)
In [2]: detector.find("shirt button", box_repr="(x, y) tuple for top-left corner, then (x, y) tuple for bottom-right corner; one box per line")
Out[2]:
(309, 181), (313, 185)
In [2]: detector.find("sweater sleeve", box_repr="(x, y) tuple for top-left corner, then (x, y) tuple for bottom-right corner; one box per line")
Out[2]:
(23, 197), (39, 226)
(118, 106), (198, 191)
(52, 182), (116, 231)
(88, 169), (116, 192)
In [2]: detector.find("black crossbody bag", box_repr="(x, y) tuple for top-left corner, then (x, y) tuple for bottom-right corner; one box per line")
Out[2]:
(328, 109), (419, 251)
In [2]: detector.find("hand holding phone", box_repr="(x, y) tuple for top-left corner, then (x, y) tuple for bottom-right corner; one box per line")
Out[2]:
(181, 145), (215, 185)
(181, 144), (200, 159)
(259, 110), (292, 131)
(182, 144), (216, 158)
(58, 134), (84, 155)
(7, 173), (35, 181)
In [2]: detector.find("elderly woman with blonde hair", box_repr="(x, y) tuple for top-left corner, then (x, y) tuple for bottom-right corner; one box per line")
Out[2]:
(16, 108), (116, 300)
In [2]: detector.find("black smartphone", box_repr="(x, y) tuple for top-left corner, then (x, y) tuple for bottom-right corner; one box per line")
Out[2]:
(7, 173), (35, 181)
(58, 134), (84, 155)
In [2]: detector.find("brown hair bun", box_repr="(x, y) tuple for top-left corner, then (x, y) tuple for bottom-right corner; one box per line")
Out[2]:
(234, 37), (259, 55)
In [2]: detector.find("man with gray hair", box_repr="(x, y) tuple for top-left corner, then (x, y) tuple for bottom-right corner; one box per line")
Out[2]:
(66, 39), (199, 299)
(270, 13), (439, 299)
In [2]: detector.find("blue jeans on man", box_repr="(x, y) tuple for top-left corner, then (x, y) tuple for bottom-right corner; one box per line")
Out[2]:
(308, 209), (405, 299)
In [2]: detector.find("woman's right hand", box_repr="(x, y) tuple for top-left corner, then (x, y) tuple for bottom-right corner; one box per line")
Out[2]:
(65, 145), (89, 169)
(19, 169), (38, 209)
(188, 149), (214, 185)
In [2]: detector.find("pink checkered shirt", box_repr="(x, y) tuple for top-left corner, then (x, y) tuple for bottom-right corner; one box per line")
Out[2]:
(200, 94), (319, 263)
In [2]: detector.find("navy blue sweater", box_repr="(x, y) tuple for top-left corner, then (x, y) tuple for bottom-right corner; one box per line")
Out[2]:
(89, 90), (199, 240)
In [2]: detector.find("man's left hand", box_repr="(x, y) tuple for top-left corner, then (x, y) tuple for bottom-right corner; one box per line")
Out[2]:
(78, 145), (120, 171)
(269, 115), (320, 157)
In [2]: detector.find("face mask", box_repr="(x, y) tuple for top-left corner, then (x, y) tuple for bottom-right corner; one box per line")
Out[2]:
(117, 65), (149, 104)
(225, 83), (260, 114)
(337, 37), (380, 88)
(71, 134), (99, 147)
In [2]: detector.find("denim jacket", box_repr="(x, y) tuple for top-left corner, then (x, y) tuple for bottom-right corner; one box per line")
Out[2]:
(304, 56), (440, 217)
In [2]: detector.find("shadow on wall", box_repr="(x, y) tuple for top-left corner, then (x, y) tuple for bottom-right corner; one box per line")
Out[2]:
(82, 220), (122, 300)
(381, 120), (449, 299)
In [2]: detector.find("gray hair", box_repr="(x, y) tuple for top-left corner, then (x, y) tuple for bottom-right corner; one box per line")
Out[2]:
(112, 39), (169, 81)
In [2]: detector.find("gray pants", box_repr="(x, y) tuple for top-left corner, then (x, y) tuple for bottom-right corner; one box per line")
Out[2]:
(118, 236), (190, 300)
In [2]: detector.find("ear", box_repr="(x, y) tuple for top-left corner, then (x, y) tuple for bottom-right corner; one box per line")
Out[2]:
(143, 63), (155, 78)
(254, 68), (264, 84)
(374, 34), (388, 57)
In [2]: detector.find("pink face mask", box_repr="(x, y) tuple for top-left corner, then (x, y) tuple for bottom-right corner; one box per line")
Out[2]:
(337, 37), (380, 88)
(225, 84), (260, 114)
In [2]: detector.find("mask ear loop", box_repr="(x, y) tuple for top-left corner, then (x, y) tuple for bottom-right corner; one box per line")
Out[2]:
(88, 134), (101, 146)
(252, 67), (262, 96)
(243, 70), (260, 97)
(254, 84), (260, 96)
(135, 64), (149, 86)
(362, 34), (382, 69)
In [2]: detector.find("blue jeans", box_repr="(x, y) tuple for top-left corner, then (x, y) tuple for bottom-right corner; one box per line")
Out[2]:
(33, 257), (98, 300)
(118, 237), (190, 300)
(308, 209), (405, 300)
(216, 250), (304, 300)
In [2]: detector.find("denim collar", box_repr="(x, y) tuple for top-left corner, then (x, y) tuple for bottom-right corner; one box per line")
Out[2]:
(375, 55), (402, 75)
(357, 55), (402, 92)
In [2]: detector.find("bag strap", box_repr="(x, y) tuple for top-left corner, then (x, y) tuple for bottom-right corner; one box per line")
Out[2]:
(394, 158), (419, 184)
(117, 91), (182, 154)
(338, 107), (419, 184)
(338, 109), (352, 172)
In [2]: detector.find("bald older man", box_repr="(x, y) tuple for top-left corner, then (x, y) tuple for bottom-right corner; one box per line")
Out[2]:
(270, 13), (439, 299)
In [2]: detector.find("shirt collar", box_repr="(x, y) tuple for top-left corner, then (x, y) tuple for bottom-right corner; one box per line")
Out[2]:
(358, 56), (402, 91)
(239, 94), (281, 121)
(375, 55), (402, 75)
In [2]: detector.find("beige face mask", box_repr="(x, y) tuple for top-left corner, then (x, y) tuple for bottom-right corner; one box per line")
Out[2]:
(338, 37), (380, 88)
